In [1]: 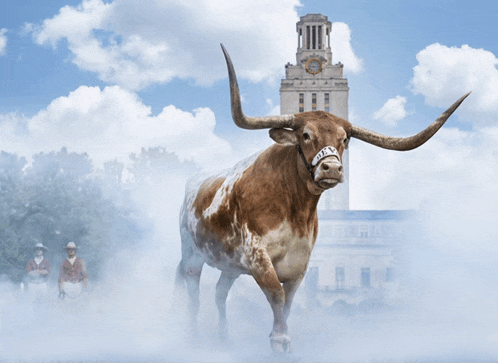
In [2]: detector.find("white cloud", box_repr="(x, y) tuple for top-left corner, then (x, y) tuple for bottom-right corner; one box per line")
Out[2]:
(349, 42), (498, 255)
(331, 22), (363, 74)
(0, 28), (7, 55)
(27, 1), (363, 90)
(352, 43), (498, 211)
(347, 108), (360, 123)
(350, 125), (498, 210)
(0, 85), (232, 168)
(373, 95), (408, 126)
(411, 43), (498, 127)
(28, 0), (302, 90)
(265, 99), (280, 116)
(353, 43), (498, 210)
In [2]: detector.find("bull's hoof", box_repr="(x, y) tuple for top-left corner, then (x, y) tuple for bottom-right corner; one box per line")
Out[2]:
(269, 332), (291, 353)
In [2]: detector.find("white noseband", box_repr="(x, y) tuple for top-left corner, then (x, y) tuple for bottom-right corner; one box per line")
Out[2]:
(311, 146), (341, 166)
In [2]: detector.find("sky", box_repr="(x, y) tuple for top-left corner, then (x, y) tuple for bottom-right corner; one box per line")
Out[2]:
(1, 0), (497, 210)
(2, 1), (498, 361)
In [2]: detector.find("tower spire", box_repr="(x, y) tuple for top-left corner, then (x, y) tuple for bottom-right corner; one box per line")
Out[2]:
(295, 14), (332, 66)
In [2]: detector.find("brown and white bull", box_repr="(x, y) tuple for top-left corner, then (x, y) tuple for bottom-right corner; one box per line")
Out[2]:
(176, 44), (470, 352)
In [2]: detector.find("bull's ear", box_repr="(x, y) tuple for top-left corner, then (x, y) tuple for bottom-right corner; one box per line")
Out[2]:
(269, 128), (298, 145)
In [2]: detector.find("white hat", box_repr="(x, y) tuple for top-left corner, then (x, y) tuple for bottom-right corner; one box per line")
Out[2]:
(64, 241), (78, 250)
(34, 242), (48, 251)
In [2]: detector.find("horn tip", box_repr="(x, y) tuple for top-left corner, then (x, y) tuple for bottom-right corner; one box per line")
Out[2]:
(220, 43), (231, 64)
(452, 91), (472, 110)
(220, 43), (228, 56)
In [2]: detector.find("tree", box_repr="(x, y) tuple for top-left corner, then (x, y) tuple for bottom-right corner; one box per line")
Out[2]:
(0, 152), (29, 280)
(128, 147), (199, 186)
(0, 148), (147, 283)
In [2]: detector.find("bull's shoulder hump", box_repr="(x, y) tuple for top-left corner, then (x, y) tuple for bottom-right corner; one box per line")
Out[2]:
(192, 176), (226, 216)
(187, 151), (262, 218)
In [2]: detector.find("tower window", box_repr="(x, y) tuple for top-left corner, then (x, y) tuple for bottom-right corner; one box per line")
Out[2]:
(318, 26), (322, 49)
(312, 26), (316, 50)
(299, 93), (304, 113)
(324, 93), (329, 112)
(306, 26), (310, 49)
(312, 93), (317, 111)
(360, 225), (369, 238)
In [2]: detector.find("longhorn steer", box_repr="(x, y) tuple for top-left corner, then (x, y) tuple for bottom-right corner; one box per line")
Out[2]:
(176, 44), (470, 352)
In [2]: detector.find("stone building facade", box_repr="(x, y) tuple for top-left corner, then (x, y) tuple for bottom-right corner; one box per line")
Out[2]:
(280, 13), (349, 118)
(306, 210), (418, 307)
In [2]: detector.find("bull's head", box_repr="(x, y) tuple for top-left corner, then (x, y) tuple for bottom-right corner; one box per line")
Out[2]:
(221, 44), (470, 195)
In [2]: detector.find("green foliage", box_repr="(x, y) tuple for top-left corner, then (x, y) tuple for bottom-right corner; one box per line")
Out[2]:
(128, 146), (199, 185)
(0, 148), (146, 283)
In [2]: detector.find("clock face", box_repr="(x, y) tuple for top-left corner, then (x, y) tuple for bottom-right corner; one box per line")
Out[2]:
(306, 58), (322, 75)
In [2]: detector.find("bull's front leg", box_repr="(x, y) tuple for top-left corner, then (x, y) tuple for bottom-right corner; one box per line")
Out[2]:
(283, 276), (304, 321)
(248, 247), (291, 353)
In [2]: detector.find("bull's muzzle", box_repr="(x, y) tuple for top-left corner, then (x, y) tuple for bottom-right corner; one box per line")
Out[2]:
(314, 157), (344, 189)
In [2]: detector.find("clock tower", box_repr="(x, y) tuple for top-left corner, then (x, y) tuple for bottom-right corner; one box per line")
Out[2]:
(280, 13), (350, 210)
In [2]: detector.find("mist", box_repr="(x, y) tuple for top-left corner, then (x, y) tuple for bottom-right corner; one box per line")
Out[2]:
(1, 139), (498, 362)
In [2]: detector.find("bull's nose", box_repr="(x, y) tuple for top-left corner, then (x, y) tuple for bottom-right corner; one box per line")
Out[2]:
(315, 159), (344, 188)
(320, 159), (343, 173)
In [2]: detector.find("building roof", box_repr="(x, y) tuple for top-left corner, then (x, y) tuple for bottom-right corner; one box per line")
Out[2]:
(298, 14), (329, 23)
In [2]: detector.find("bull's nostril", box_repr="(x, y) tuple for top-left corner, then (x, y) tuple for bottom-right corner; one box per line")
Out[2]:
(338, 165), (343, 172)
(323, 164), (329, 171)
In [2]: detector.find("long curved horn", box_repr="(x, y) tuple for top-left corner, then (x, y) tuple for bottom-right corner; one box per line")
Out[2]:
(351, 92), (471, 151)
(221, 44), (295, 130)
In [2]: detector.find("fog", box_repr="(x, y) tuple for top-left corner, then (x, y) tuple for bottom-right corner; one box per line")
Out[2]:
(1, 149), (498, 362)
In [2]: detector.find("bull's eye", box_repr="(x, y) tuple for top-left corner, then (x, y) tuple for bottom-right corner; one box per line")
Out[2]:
(303, 132), (310, 141)
(343, 137), (348, 144)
